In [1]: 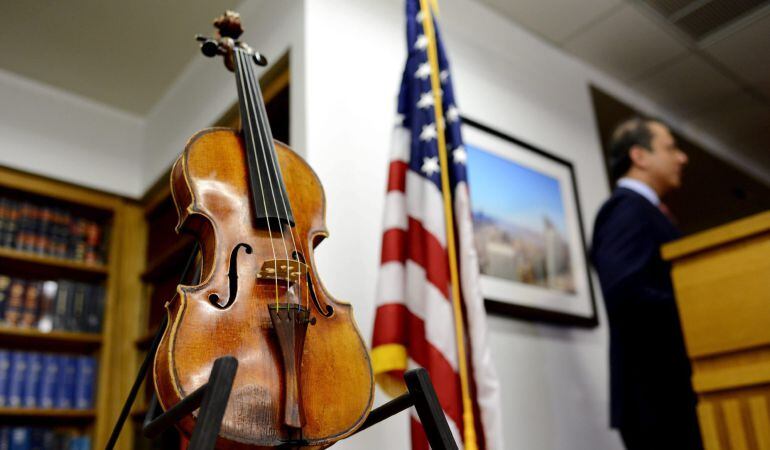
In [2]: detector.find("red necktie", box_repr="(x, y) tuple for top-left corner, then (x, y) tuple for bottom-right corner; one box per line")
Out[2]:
(658, 202), (675, 223)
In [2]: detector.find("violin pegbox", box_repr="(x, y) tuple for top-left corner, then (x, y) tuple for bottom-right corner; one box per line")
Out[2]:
(196, 10), (268, 72)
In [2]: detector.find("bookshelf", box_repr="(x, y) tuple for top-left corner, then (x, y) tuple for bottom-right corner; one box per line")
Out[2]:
(0, 247), (108, 277)
(124, 54), (290, 450)
(0, 164), (136, 450)
(0, 408), (96, 420)
(0, 327), (101, 352)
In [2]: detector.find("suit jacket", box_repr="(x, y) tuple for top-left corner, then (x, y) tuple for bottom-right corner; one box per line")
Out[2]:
(591, 187), (696, 431)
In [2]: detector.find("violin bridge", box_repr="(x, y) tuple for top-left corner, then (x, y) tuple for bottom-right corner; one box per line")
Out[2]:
(257, 259), (307, 284)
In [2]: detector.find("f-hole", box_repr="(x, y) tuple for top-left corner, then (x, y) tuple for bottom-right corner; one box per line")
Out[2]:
(292, 251), (333, 318)
(209, 243), (253, 309)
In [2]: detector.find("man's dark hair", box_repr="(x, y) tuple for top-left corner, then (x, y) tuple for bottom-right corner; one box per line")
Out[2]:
(608, 117), (656, 181)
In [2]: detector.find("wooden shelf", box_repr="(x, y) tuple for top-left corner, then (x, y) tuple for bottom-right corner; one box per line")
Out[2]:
(135, 329), (159, 351)
(131, 407), (149, 422)
(0, 246), (108, 281)
(0, 166), (120, 212)
(0, 165), (130, 449)
(141, 235), (195, 282)
(0, 327), (101, 352)
(0, 408), (96, 424)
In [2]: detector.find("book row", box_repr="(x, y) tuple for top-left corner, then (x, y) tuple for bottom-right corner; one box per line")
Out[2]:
(0, 427), (90, 450)
(0, 197), (107, 264)
(0, 277), (104, 334)
(0, 351), (96, 410)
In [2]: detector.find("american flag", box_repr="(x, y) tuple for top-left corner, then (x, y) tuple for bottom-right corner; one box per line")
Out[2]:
(370, 1), (503, 449)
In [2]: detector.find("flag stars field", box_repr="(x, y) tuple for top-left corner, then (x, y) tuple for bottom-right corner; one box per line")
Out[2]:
(415, 62), (431, 80)
(453, 146), (467, 165)
(446, 105), (460, 122)
(415, 34), (428, 50)
(421, 156), (440, 176)
(417, 92), (434, 109)
(420, 123), (437, 141)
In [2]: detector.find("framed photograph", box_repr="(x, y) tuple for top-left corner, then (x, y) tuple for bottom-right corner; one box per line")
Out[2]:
(462, 117), (598, 327)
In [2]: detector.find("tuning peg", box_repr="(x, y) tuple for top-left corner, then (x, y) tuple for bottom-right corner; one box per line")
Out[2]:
(195, 35), (219, 57)
(252, 52), (268, 66)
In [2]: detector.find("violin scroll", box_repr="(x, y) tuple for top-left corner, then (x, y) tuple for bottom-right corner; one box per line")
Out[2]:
(195, 10), (268, 72)
(214, 10), (243, 40)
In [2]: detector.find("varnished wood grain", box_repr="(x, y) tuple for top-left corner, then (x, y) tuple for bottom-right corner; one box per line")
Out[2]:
(666, 227), (770, 358)
(154, 129), (373, 449)
(662, 211), (770, 261)
(99, 202), (148, 450)
(665, 210), (770, 450)
(94, 202), (126, 450)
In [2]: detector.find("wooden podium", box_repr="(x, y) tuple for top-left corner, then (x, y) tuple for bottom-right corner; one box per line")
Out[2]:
(663, 211), (770, 450)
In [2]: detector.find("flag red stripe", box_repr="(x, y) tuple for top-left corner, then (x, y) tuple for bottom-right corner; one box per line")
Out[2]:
(406, 217), (449, 299)
(380, 217), (450, 299)
(410, 418), (431, 450)
(420, 343), (463, 431)
(372, 303), (463, 429)
(387, 160), (409, 192)
(371, 303), (408, 347)
(381, 228), (407, 264)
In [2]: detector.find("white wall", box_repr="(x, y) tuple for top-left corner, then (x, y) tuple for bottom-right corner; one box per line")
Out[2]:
(0, 69), (144, 197)
(302, 0), (622, 448)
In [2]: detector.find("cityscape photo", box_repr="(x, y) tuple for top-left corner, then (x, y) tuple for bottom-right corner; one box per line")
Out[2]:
(466, 143), (576, 294)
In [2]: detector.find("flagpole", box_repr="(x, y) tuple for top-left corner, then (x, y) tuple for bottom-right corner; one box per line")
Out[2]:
(417, 2), (478, 449)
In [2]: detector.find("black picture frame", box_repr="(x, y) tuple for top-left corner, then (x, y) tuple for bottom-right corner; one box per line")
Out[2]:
(462, 116), (598, 327)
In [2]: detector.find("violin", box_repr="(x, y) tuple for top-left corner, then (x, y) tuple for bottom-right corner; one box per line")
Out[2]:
(153, 11), (373, 448)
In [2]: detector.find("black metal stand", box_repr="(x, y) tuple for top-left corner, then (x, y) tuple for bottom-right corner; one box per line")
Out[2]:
(105, 244), (200, 450)
(135, 366), (457, 450)
(142, 356), (238, 450)
(352, 368), (459, 450)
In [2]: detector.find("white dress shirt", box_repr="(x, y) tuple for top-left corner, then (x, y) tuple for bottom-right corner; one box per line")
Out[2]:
(617, 177), (660, 207)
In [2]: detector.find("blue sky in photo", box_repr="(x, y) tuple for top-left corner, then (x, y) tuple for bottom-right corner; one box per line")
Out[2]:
(466, 143), (568, 236)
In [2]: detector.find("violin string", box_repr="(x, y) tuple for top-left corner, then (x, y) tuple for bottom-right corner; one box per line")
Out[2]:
(239, 49), (293, 308)
(244, 50), (307, 310)
(235, 49), (280, 305)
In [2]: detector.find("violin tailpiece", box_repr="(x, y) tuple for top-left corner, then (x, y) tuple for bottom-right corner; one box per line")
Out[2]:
(268, 304), (311, 430)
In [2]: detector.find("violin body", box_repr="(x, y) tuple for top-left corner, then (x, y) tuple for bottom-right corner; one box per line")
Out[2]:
(153, 128), (374, 448)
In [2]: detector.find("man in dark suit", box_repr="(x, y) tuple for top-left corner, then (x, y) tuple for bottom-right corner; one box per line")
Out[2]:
(591, 117), (702, 449)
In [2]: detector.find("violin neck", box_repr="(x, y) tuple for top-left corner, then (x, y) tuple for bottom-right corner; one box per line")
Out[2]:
(233, 47), (295, 228)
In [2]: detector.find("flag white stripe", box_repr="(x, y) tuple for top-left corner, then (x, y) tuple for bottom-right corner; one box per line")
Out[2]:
(376, 261), (406, 306)
(390, 125), (410, 163)
(406, 260), (458, 370)
(375, 260), (458, 371)
(405, 170), (446, 247)
(383, 191), (408, 231)
(382, 164), (447, 248)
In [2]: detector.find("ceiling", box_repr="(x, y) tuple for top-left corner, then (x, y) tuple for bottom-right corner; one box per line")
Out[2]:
(476, 0), (770, 178)
(0, 0), (240, 115)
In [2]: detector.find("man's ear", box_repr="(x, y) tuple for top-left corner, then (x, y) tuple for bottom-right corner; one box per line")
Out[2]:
(628, 145), (649, 169)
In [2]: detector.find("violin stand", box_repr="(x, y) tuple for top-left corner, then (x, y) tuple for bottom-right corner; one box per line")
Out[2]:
(106, 247), (458, 450)
(108, 314), (458, 450)
(350, 368), (459, 450)
(104, 313), (242, 450)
